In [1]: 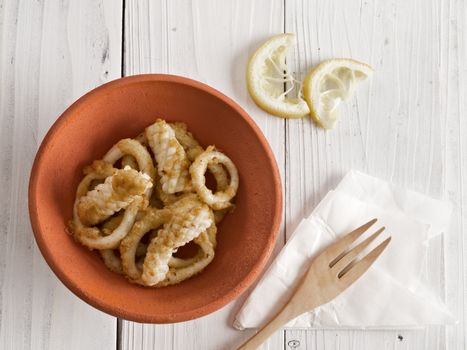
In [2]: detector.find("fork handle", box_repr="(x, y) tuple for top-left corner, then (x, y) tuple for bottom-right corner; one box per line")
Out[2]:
(237, 299), (303, 350)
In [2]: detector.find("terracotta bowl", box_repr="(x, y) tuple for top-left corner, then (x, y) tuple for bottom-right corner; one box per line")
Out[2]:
(28, 74), (282, 323)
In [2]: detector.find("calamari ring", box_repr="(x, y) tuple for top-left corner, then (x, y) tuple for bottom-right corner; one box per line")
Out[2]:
(157, 229), (216, 287)
(190, 146), (239, 210)
(77, 167), (151, 226)
(76, 160), (115, 197)
(120, 150), (181, 206)
(100, 247), (147, 275)
(99, 212), (147, 274)
(117, 145), (180, 206)
(119, 132), (147, 170)
(103, 138), (156, 198)
(171, 122), (231, 221)
(168, 219), (217, 268)
(73, 196), (144, 250)
(142, 195), (213, 286)
(170, 122), (229, 190)
(120, 208), (172, 283)
(71, 160), (147, 250)
(71, 161), (113, 235)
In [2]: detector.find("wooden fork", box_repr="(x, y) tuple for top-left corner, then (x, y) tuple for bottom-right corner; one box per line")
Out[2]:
(237, 218), (391, 350)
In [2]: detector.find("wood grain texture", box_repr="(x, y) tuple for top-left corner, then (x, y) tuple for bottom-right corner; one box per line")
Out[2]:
(122, 0), (286, 349)
(441, 1), (467, 349)
(0, 1), (121, 349)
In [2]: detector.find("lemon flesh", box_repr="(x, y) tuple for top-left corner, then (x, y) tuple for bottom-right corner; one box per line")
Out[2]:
(247, 33), (310, 118)
(303, 59), (373, 129)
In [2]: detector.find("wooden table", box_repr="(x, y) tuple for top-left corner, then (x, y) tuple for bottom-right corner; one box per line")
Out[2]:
(1, 0), (466, 349)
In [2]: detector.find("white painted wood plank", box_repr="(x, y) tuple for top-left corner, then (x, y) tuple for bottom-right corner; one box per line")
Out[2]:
(122, 0), (286, 349)
(285, 0), (465, 349)
(0, 1), (122, 349)
(285, 328), (432, 350)
(440, 0), (467, 349)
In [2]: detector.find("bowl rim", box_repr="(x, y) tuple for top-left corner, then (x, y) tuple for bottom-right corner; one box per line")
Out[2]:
(28, 74), (283, 323)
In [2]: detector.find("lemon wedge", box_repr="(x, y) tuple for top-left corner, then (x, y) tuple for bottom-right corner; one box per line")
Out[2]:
(247, 33), (310, 118)
(303, 59), (373, 129)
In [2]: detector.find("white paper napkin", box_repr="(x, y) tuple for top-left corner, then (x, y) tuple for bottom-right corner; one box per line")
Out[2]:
(234, 170), (455, 329)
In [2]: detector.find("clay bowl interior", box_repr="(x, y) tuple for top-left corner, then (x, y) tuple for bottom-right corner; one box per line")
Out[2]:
(29, 75), (282, 323)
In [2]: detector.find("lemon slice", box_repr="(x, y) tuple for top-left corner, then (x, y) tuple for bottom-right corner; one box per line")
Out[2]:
(303, 59), (373, 129)
(247, 33), (310, 118)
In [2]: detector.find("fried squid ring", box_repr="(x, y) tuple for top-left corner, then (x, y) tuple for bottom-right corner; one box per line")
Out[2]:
(100, 214), (125, 274)
(190, 146), (239, 210)
(113, 134), (184, 206)
(119, 132), (148, 169)
(74, 196), (144, 250)
(145, 120), (191, 194)
(120, 208), (172, 284)
(77, 166), (152, 226)
(75, 160), (115, 197)
(170, 122), (229, 190)
(168, 219), (217, 268)
(157, 228), (216, 287)
(71, 161), (149, 250)
(100, 248), (147, 275)
(120, 214), (216, 287)
(142, 195), (213, 286)
(170, 122), (231, 219)
(99, 213), (148, 273)
(103, 138), (156, 198)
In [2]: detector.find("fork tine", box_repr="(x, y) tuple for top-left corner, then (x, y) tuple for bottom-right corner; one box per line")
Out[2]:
(338, 237), (391, 286)
(327, 218), (377, 264)
(332, 227), (385, 273)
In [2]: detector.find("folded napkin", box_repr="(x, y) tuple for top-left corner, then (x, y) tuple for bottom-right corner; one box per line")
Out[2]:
(234, 170), (456, 329)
